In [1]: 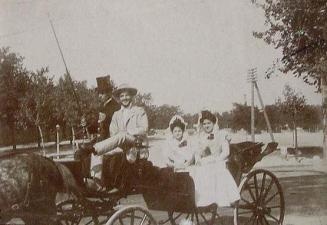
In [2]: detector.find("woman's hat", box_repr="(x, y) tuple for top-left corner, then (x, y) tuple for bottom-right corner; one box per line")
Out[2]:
(199, 110), (217, 124)
(169, 115), (187, 132)
(112, 83), (138, 98)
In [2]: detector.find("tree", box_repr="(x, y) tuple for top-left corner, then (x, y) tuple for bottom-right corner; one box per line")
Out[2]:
(21, 68), (55, 148)
(230, 103), (261, 133)
(264, 105), (284, 132)
(152, 105), (183, 129)
(183, 113), (198, 129)
(299, 105), (322, 131)
(134, 92), (156, 129)
(277, 85), (306, 152)
(0, 47), (30, 149)
(134, 93), (184, 130)
(251, 0), (327, 158)
(54, 74), (100, 140)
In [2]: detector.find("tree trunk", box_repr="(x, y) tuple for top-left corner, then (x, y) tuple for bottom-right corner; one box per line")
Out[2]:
(38, 125), (45, 155)
(37, 126), (41, 147)
(294, 123), (298, 151)
(71, 126), (75, 151)
(322, 75), (327, 160)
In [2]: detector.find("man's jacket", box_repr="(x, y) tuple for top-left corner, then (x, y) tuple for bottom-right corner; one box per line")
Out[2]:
(109, 105), (148, 136)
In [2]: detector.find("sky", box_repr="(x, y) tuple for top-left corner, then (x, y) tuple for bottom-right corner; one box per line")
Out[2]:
(0, 0), (321, 113)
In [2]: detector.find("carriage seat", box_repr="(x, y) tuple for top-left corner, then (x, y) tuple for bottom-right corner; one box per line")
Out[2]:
(227, 142), (278, 184)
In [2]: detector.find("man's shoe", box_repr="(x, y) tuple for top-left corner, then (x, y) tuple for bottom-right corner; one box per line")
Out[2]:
(134, 137), (143, 148)
(134, 138), (149, 149)
(85, 178), (104, 192)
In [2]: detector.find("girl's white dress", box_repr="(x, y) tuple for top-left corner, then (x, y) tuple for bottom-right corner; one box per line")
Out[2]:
(188, 128), (240, 207)
(163, 129), (240, 207)
(163, 136), (195, 169)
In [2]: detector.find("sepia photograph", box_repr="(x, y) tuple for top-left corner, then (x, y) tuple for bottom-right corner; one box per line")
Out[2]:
(0, 0), (326, 225)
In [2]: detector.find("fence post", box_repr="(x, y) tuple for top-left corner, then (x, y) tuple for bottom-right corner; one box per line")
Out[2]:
(56, 124), (60, 159)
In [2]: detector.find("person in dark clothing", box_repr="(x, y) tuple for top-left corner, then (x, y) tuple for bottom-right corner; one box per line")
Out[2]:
(95, 75), (122, 190)
(96, 75), (121, 141)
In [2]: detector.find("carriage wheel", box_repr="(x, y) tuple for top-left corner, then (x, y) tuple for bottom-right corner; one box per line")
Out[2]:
(82, 215), (113, 225)
(105, 205), (156, 225)
(56, 199), (83, 225)
(167, 204), (217, 225)
(234, 169), (285, 225)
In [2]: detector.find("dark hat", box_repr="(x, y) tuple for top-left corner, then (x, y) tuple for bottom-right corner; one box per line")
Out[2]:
(199, 110), (217, 124)
(112, 83), (138, 98)
(96, 75), (113, 94)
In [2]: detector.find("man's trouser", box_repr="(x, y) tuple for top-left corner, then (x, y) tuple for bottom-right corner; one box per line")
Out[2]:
(94, 132), (135, 155)
(90, 132), (136, 187)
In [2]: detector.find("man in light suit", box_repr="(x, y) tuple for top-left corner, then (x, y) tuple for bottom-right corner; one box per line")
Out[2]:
(93, 83), (148, 155)
(83, 83), (148, 191)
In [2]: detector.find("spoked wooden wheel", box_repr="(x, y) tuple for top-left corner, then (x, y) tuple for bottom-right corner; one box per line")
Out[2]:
(167, 204), (217, 225)
(56, 198), (83, 225)
(105, 205), (157, 225)
(82, 215), (113, 225)
(234, 169), (285, 225)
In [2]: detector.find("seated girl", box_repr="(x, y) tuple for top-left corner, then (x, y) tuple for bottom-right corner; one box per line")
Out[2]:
(163, 115), (195, 170)
(163, 113), (239, 208)
(192, 110), (240, 207)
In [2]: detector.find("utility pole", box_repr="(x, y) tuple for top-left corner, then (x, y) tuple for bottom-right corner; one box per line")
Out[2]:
(247, 68), (257, 142)
(247, 68), (275, 143)
(254, 82), (275, 142)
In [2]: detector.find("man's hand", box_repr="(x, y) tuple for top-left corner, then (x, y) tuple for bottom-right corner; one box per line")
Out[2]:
(78, 138), (97, 155)
(134, 137), (143, 148)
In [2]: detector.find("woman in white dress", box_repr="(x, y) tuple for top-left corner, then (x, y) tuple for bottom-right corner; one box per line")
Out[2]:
(163, 115), (194, 170)
(191, 110), (240, 207)
(163, 113), (239, 208)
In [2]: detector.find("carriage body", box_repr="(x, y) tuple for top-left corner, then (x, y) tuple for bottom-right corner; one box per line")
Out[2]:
(55, 141), (285, 225)
(0, 141), (284, 225)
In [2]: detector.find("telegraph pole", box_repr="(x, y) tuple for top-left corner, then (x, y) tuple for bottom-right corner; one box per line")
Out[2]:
(247, 68), (257, 142)
(254, 82), (275, 142)
(247, 68), (275, 143)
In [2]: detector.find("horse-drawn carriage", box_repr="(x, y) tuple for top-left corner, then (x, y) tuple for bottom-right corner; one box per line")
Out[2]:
(0, 140), (284, 225)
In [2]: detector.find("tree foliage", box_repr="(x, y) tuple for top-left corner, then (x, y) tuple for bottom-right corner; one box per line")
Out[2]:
(53, 74), (100, 138)
(0, 47), (30, 148)
(277, 84), (306, 128)
(252, 0), (327, 87)
(21, 68), (55, 127)
(0, 47), (323, 147)
(134, 93), (183, 129)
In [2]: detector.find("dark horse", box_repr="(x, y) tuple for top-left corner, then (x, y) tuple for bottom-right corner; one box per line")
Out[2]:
(0, 150), (80, 225)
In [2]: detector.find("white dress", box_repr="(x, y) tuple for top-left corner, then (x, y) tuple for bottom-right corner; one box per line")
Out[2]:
(189, 129), (240, 207)
(163, 137), (195, 169)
